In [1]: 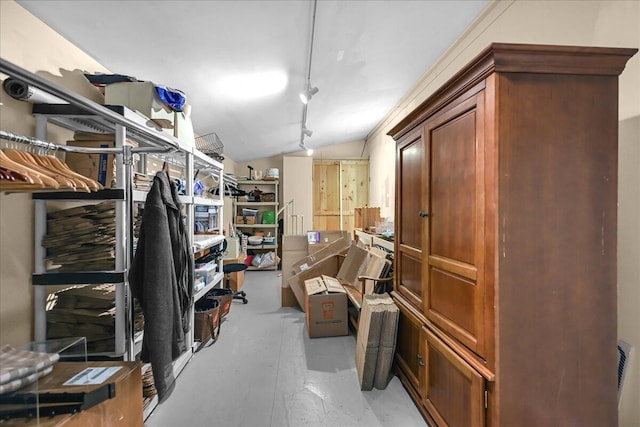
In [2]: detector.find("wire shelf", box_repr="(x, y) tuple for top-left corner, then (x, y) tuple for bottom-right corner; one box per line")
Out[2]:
(195, 132), (224, 161)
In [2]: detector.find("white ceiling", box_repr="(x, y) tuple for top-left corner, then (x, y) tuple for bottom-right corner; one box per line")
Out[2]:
(17, 0), (489, 162)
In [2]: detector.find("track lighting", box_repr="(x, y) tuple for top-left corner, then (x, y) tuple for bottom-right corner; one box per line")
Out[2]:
(299, 86), (319, 104)
(299, 142), (314, 157)
(302, 126), (313, 137)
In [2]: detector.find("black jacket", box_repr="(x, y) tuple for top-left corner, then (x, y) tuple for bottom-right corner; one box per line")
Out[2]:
(129, 171), (193, 402)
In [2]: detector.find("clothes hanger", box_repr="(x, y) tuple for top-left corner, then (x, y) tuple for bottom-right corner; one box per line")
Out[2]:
(33, 154), (94, 192)
(0, 150), (53, 189)
(3, 149), (76, 190)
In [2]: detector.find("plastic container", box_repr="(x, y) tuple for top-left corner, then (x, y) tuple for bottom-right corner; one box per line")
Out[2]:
(262, 210), (275, 224)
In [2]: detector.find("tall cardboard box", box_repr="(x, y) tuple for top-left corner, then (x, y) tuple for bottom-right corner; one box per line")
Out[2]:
(356, 295), (386, 390)
(304, 276), (348, 338)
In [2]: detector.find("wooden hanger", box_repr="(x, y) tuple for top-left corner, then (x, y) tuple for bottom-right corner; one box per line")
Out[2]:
(3, 149), (76, 190)
(0, 150), (54, 189)
(34, 154), (94, 192)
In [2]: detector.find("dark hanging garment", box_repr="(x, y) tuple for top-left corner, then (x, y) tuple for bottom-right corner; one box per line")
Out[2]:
(129, 171), (194, 402)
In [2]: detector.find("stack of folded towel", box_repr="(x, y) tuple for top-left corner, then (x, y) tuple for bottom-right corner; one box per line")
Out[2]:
(0, 345), (59, 394)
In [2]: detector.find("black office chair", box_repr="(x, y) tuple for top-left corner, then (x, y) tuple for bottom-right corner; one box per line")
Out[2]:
(223, 262), (248, 304)
(198, 238), (248, 304)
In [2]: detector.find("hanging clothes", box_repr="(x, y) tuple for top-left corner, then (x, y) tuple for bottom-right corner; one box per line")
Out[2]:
(129, 171), (193, 402)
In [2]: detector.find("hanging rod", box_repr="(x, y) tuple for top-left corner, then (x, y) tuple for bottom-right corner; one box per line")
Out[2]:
(0, 130), (174, 155)
(0, 58), (181, 150)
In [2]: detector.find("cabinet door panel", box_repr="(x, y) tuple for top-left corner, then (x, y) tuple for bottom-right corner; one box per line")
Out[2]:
(396, 129), (426, 309)
(430, 113), (476, 265)
(397, 252), (422, 307)
(398, 135), (423, 250)
(424, 327), (485, 427)
(429, 268), (478, 348)
(395, 298), (425, 398)
(424, 93), (486, 357)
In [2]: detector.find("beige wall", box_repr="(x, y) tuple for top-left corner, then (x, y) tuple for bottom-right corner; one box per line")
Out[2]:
(365, 1), (640, 425)
(0, 1), (110, 347)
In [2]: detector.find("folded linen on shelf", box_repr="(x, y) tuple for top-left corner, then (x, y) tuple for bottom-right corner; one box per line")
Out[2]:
(0, 345), (59, 393)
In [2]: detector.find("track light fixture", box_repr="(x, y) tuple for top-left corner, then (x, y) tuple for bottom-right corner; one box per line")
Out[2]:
(302, 126), (313, 137)
(299, 141), (314, 157)
(299, 86), (319, 104)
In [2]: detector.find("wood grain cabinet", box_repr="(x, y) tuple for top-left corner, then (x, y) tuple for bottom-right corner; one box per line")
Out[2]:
(389, 43), (636, 427)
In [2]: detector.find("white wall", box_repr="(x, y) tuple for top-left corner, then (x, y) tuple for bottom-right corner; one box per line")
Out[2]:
(365, 1), (640, 425)
(282, 156), (313, 234)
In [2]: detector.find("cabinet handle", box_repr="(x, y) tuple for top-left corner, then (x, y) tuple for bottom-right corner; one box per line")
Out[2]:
(419, 361), (425, 367)
(416, 354), (423, 360)
(419, 210), (429, 218)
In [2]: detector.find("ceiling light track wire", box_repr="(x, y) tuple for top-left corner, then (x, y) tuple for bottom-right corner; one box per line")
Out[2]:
(299, 0), (318, 155)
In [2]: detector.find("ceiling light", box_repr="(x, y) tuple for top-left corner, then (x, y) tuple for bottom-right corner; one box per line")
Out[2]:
(218, 70), (288, 100)
(302, 126), (313, 137)
(299, 141), (314, 157)
(299, 86), (319, 104)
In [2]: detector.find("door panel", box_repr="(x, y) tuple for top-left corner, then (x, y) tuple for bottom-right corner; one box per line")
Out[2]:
(424, 327), (485, 427)
(424, 93), (486, 357)
(398, 137), (423, 250)
(395, 299), (425, 398)
(430, 113), (476, 265)
(396, 129), (426, 310)
(397, 252), (422, 307)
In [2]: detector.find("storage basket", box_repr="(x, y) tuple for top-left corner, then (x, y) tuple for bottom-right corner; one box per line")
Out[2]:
(194, 132), (224, 161)
(261, 193), (275, 202)
(194, 298), (220, 343)
(206, 288), (233, 319)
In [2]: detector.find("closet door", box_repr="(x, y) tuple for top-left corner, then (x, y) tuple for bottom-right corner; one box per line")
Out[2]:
(423, 327), (485, 427)
(395, 127), (426, 310)
(424, 92), (487, 357)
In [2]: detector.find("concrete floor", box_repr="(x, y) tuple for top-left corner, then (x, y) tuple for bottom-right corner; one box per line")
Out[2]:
(145, 270), (427, 427)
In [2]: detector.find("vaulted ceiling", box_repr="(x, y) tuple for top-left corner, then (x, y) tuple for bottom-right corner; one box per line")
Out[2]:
(18, 0), (489, 162)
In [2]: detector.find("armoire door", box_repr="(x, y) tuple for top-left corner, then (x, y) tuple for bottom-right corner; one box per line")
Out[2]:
(395, 127), (426, 310)
(424, 91), (487, 358)
(423, 327), (485, 427)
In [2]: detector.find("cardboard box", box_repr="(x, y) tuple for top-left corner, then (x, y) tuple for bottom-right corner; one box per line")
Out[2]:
(174, 109), (195, 148)
(288, 244), (369, 311)
(292, 235), (352, 275)
(281, 235), (309, 307)
(105, 81), (174, 135)
(223, 253), (246, 291)
(354, 207), (382, 231)
(356, 295), (386, 390)
(305, 275), (348, 338)
(235, 215), (256, 225)
(64, 140), (117, 188)
(307, 230), (351, 254)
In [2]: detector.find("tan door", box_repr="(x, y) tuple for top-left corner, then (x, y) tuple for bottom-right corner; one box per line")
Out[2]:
(313, 160), (369, 232)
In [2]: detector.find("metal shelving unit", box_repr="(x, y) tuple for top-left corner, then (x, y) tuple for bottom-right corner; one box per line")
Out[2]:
(0, 59), (225, 367)
(233, 180), (279, 271)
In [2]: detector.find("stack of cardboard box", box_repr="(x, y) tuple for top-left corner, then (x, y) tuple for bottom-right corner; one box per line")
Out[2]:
(356, 294), (399, 390)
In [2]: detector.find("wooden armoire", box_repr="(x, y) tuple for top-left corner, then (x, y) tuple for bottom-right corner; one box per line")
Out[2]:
(389, 43), (636, 427)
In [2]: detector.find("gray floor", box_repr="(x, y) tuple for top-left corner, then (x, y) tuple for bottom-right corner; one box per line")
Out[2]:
(145, 270), (427, 427)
